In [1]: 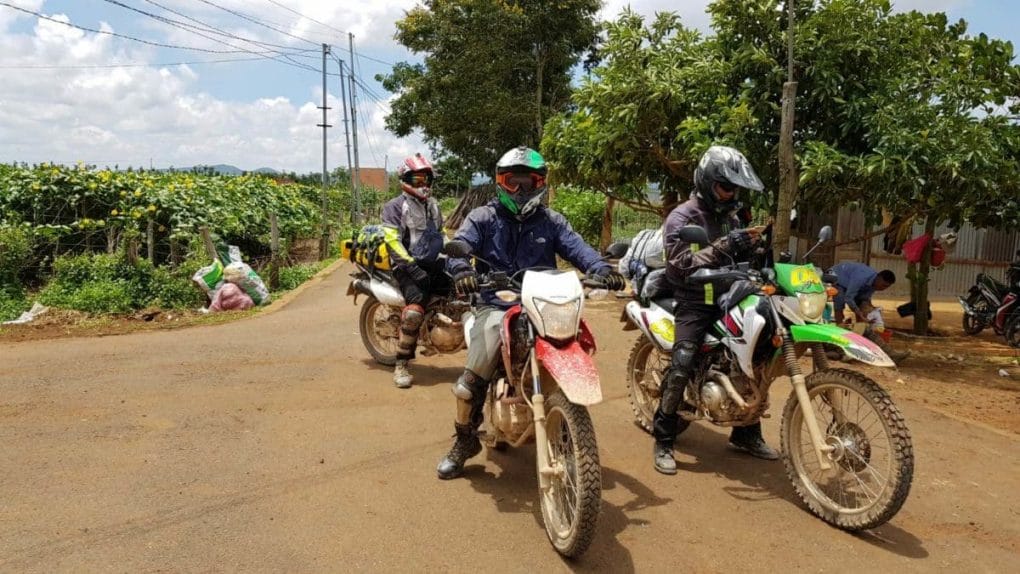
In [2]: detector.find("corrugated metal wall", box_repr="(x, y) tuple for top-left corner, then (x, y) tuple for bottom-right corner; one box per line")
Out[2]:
(825, 209), (1020, 299)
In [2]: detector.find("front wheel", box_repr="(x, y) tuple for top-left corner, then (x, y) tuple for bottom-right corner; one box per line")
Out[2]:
(781, 368), (913, 531)
(626, 337), (668, 433)
(539, 392), (601, 558)
(1004, 311), (1020, 348)
(358, 296), (400, 366)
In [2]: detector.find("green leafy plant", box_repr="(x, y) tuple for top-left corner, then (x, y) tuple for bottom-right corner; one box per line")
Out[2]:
(551, 186), (606, 245)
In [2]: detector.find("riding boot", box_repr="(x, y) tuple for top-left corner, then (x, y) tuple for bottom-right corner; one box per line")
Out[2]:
(729, 422), (779, 460)
(651, 365), (692, 475)
(437, 371), (488, 480)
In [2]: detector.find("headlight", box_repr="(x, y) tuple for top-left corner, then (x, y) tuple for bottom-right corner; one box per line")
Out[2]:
(797, 292), (827, 322)
(536, 298), (581, 340)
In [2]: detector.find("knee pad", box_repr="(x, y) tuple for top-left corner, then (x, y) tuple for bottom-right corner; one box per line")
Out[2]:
(671, 340), (699, 371)
(452, 370), (488, 401)
(401, 304), (425, 333)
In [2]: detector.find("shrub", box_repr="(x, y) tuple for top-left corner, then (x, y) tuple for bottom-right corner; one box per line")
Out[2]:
(0, 224), (33, 284)
(0, 285), (28, 322)
(277, 259), (332, 291)
(551, 186), (606, 245)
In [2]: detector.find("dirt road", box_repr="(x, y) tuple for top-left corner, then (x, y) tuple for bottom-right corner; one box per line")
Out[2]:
(2, 265), (1018, 572)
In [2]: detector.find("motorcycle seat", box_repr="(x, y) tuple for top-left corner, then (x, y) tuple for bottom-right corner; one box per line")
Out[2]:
(651, 297), (676, 313)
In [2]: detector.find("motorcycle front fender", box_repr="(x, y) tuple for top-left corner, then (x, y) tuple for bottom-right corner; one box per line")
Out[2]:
(789, 323), (895, 368)
(535, 338), (603, 406)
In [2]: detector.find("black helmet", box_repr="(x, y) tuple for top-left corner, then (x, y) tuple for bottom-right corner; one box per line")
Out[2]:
(693, 145), (764, 215)
(495, 146), (548, 221)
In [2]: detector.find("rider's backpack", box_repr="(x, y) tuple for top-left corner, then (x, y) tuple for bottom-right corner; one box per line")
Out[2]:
(617, 228), (665, 278)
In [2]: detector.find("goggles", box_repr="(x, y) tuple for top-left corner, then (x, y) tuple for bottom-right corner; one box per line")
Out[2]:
(404, 170), (434, 187)
(497, 171), (546, 194)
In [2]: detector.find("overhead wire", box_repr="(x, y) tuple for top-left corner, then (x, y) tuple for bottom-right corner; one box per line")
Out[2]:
(0, 1), (257, 54)
(101, 0), (319, 72)
(263, 0), (346, 36)
(194, 0), (321, 48)
(0, 54), (315, 70)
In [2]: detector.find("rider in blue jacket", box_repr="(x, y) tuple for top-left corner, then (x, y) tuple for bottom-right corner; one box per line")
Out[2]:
(436, 146), (626, 480)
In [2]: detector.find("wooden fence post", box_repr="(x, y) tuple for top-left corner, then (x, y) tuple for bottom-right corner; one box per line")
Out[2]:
(147, 218), (155, 261)
(199, 226), (218, 261)
(269, 213), (281, 290)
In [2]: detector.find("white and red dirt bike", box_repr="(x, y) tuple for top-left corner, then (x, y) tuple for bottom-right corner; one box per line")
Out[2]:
(444, 240), (611, 558)
(622, 225), (913, 531)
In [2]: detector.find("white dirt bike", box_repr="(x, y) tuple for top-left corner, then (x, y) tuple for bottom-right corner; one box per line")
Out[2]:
(444, 240), (613, 558)
(622, 225), (913, 531)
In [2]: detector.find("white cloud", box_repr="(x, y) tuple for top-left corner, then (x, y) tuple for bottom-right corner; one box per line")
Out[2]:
(0, 0), (996, 173)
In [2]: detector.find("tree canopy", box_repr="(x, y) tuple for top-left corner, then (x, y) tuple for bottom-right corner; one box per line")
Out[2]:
(543, 0), (1020, 229)
(379, 0), (601, 175)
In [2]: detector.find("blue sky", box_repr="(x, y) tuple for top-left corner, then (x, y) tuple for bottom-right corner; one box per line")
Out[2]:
(0, 1), (1015, 173)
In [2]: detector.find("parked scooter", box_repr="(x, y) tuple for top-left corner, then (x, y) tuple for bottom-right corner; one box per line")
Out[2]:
(622, 225), (914, 531)
(958, 249), (1020, 347)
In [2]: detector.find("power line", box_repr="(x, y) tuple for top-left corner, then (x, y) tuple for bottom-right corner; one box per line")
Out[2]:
(0, 2), (256, 54)
(101, 0), (318, 72)
(140, 0), (304, 52)
(195, 0), (320, 47)
(263, 0), (346, 36)
(0, 54), (315, 70)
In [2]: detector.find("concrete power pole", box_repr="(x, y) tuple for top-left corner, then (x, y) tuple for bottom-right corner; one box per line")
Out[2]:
(348, 32), (361, 225)
(338, 59), (355, 223)
(317, 43), (333, 260)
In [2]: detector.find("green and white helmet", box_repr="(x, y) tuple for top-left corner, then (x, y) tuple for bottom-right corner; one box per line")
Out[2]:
(495, 146), (548, 220)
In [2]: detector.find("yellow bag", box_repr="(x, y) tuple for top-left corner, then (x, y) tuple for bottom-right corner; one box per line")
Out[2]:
(341, 225), (392, 271)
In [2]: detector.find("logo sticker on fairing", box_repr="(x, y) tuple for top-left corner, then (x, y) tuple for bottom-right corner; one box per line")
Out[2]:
(650, 317), (675, 343)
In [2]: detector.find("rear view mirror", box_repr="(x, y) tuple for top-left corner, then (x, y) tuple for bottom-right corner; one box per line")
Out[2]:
(678, 225), (710, 246)
(442, 240), (472, 258)
(818, 225), (833, 242)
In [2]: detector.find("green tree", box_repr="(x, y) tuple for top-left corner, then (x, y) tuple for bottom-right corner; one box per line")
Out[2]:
(431, 154), (473, 199)
(380, 0), (600, 174)
(545, 1), (1020, 334)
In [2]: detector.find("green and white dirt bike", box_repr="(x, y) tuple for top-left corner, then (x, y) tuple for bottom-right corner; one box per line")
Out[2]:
(622, 225), (913, 531)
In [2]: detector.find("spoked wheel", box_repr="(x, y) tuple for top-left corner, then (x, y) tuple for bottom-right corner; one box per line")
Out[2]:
(1005, 312), (1020, 348)
(358, 296), (401, 366)
(781, 369), (913, 531)
(539, 391), (601, 558)
(626, 338), (668, 433)
(963, 294), (987, 335)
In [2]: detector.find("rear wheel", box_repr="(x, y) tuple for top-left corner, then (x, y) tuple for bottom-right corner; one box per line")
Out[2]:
(781, 369), (913, 531)
(626, 338), (667, 433)
(358, 296), (400, 366)
(539, 391), (601, 558)
(963, 294), (987, 335)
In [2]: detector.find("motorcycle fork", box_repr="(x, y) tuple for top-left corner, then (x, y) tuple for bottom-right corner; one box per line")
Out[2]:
(767, 299), (833, 471)
(525, 324), (554, 493)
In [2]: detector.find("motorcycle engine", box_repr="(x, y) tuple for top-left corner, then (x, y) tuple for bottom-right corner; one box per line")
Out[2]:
(490, 380), (531, 440)
(696, 361), (754, 422)
(425, 302), (468, 353)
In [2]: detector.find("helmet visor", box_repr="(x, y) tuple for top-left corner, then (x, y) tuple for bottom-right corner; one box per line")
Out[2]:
(497, 171), (546, 195)
(404, 170), (434, 187)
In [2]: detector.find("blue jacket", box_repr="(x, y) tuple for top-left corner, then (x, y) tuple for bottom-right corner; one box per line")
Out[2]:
(447, 201), (610, 307)
(832, 262), (878, 314)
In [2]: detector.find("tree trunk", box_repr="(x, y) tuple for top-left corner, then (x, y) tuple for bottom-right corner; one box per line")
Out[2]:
(660, 186), (679, 219)
(600, 197), (615, 253)
(913, 217), (937, 335)
(773, 81), (799, 263)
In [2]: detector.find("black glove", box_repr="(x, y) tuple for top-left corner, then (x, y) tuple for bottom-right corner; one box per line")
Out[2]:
(404, 262), (429, 283)
(453, 270), (479, 295)
(593, 268), (626, 291)
(725, 229), (754, 257)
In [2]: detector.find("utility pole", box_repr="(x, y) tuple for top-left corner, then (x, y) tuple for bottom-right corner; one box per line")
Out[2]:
(773, 0), (799, 263)
(317, 43), (333, 260)
(339, 59), (354, 223)
(348, 32), (361, 225)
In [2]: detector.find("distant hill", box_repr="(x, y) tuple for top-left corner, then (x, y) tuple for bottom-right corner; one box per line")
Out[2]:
(168, 164), (279, 176)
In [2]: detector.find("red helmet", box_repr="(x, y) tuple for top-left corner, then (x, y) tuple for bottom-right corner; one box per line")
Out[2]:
(397, 153), (434, 200)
